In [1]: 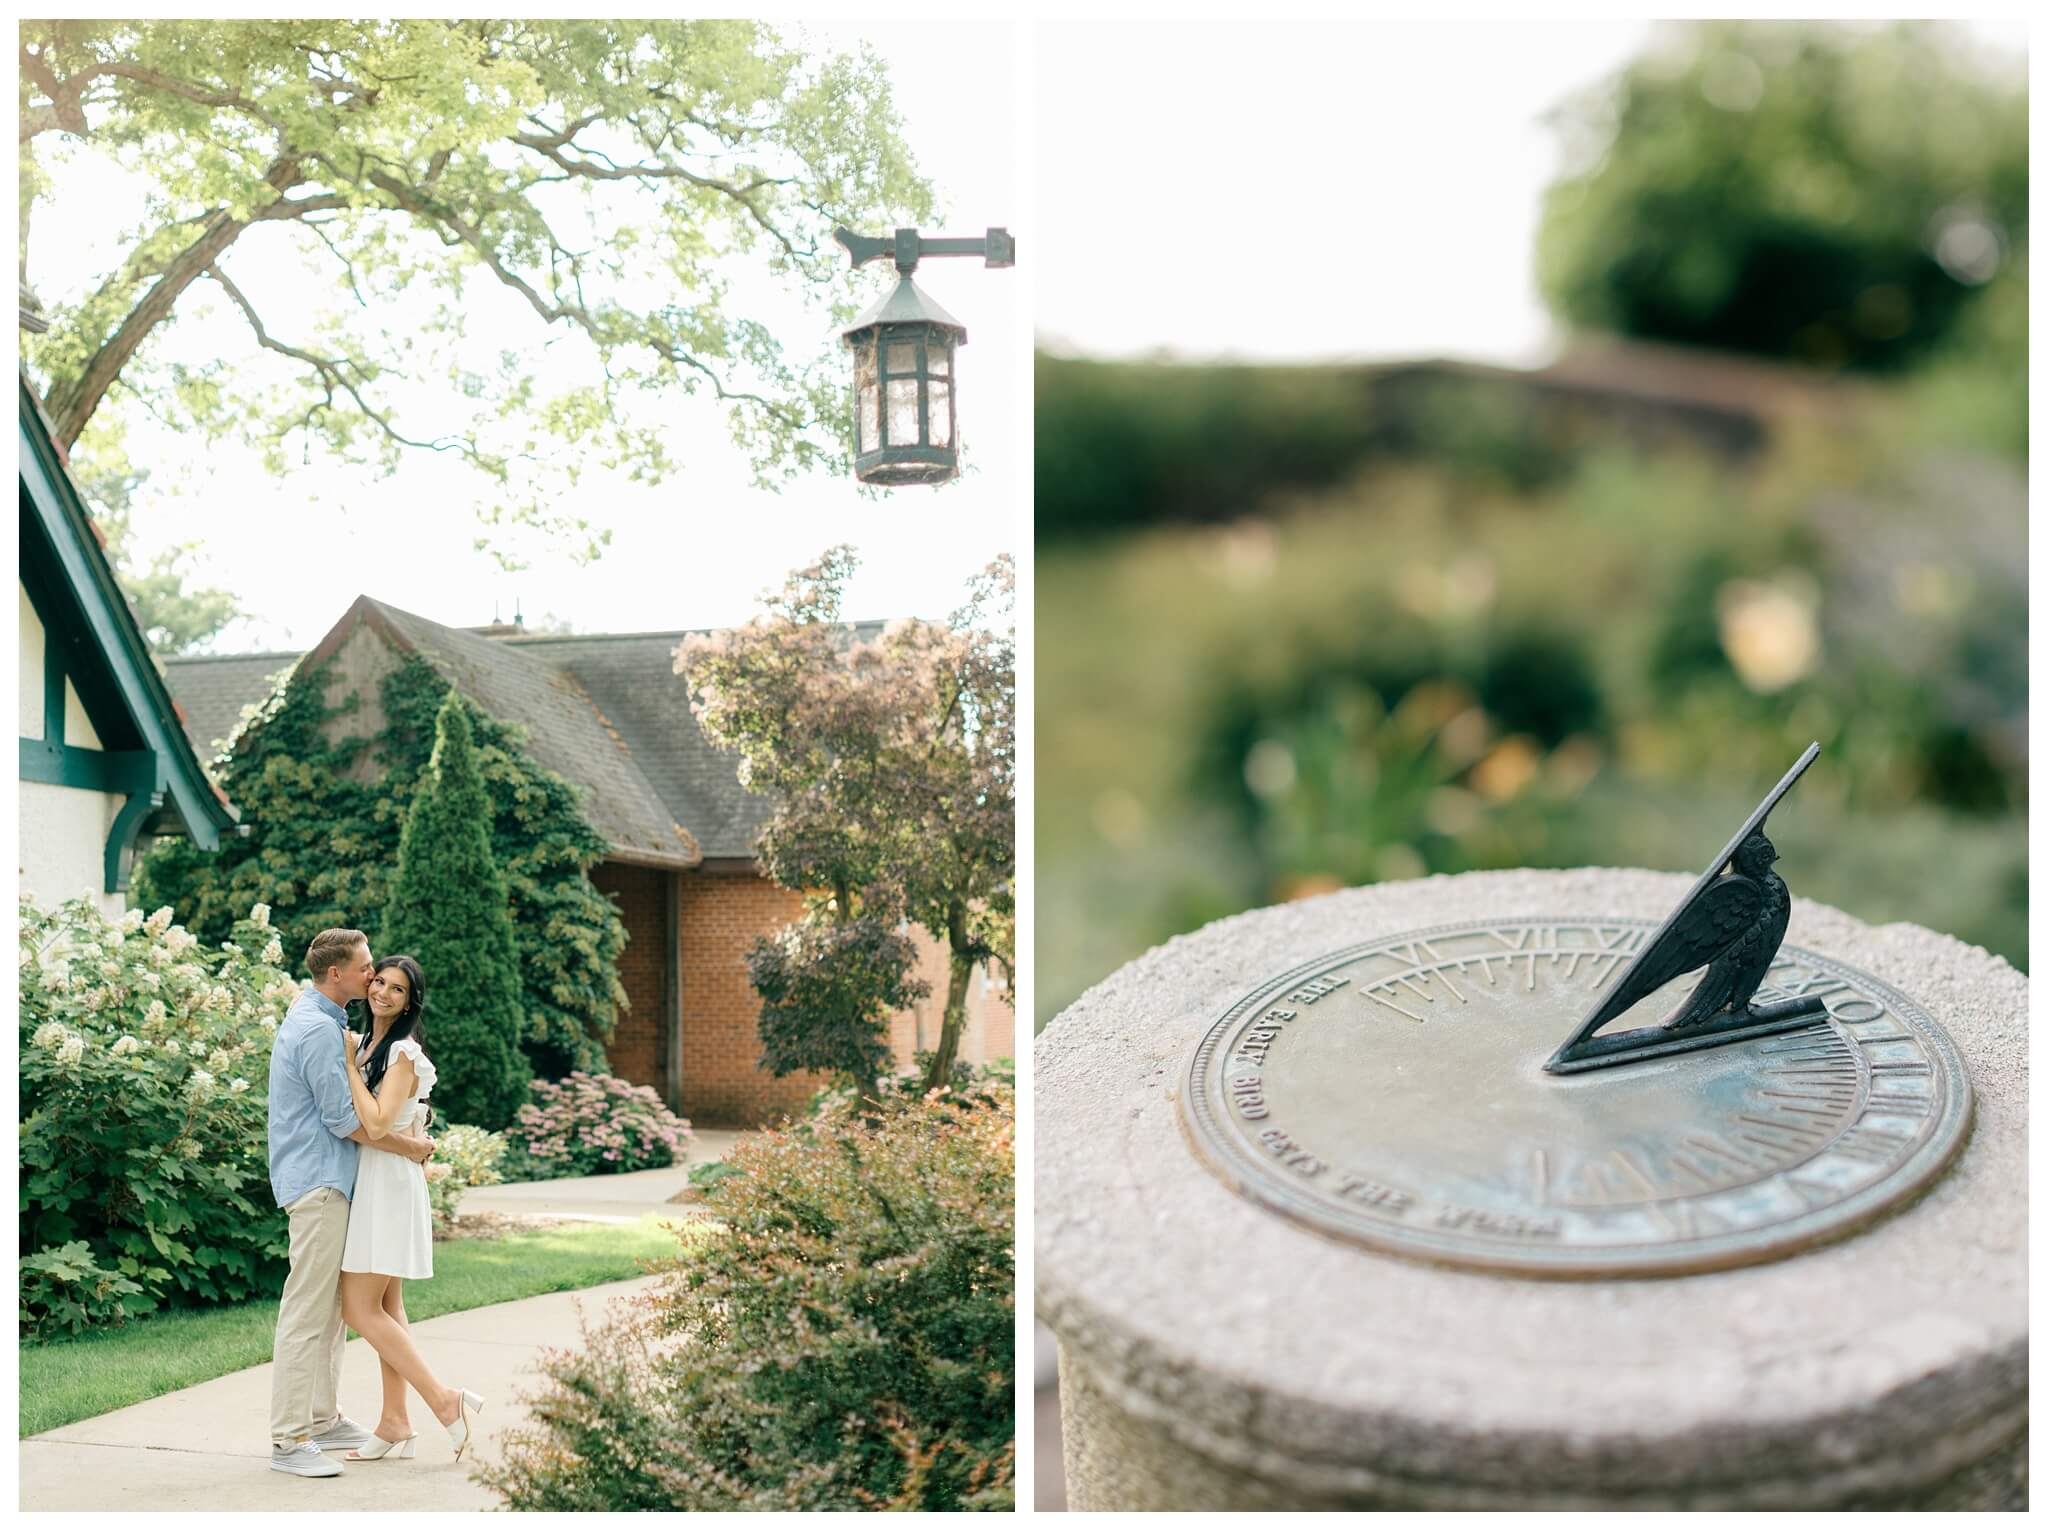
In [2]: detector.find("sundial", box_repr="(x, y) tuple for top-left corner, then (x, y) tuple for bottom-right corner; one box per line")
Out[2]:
(1181, 745), (1974, 1276)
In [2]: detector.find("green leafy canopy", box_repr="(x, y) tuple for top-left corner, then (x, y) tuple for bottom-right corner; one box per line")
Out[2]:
(21, 20), (936, 563)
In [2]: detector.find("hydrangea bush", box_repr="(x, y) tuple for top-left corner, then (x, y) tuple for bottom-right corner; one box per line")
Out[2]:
(500, 1072), (692, 1181)
(20, 895), (300, 1333)
(481, 1086), (1016, 1510)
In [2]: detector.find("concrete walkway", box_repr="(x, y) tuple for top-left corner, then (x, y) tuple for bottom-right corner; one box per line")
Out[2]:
(460, 1128), (745, 1223)
(21, 1275), (661, 1510)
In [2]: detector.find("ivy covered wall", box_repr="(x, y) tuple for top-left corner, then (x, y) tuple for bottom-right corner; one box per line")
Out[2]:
(136, 651), (628, 1078)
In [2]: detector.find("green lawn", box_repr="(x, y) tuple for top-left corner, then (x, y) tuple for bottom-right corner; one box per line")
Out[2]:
(21, 1215), (689, 1437)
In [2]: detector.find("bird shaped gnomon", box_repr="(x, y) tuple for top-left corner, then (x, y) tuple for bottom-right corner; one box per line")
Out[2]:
(1545, 744), (1830, 1074)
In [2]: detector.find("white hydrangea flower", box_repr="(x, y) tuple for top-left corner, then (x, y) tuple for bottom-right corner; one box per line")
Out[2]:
(164, 927), (197, 954)
(208, 1047), (237, 1073)
(57, 1034), (84, 1065)
(230, 1078), (250, 1094)
(31, 1021), (67, 1050)
(81, 988), (107, 1011)
(145, 945), (168, 969)
(261, 1017), (278, 1034)
(110, 1035), (141, 1056)
(145, 1000), (168, 1027)
(188, 1068), (215, 1096)
(146, 907), (175, 934)
(262, 937), (284, 966)
(119, 909), (145, 933)
(139, 972), (161, 990)
(164, 1038), (183, 1056)
(250, 903), (272, 929)
(99, 960), (121, 978)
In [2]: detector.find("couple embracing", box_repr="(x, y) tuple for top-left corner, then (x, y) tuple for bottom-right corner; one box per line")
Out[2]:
(267, 927), (484, 1478)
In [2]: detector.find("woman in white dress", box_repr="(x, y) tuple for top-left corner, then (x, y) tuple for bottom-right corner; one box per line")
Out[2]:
(337, 955), (484, 1461)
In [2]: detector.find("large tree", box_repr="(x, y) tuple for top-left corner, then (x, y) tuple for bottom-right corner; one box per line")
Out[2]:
(679, 548), (1015, 1098)
(20, 20), (932, 556)
(1536, 21), (2026, 372)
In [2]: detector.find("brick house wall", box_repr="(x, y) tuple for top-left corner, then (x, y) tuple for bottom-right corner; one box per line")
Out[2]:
(590, 862), (669, 1092)
(675, 866), (822, 1125)
(597, 858), (1019, 1128)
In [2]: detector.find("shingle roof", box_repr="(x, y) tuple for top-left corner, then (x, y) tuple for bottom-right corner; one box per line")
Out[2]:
(159, 651), (302, 766)
(161, 601), (887, 866)
(501, 620), (886, 860)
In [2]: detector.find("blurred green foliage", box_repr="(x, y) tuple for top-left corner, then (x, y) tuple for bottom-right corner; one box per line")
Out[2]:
(1034, 22), (2025, 1033)
(1537, 22), (2027, 373)
(1036, 435), (2025, 1029)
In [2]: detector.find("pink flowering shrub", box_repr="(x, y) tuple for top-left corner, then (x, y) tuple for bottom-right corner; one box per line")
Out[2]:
(501, 1072), (692, 1180)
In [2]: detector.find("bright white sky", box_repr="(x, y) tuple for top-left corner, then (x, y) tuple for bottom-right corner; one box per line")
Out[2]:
(27, 20), (1021, 652)
(1035, 17), (2027, 366)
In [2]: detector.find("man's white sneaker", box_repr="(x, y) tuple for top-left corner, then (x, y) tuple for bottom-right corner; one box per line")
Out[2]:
(271, 1440), (343, 1478)
(309, 1415), (372, 1450)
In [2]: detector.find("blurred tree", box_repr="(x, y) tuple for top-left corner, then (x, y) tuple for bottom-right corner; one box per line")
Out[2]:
(73, 451), (240, 656)
(19, 20), (932, 563)
(1537, 22), (2026, 372)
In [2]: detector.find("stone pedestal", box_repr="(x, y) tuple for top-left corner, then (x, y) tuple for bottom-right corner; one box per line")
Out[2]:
(1035, 870), (2027, 1510)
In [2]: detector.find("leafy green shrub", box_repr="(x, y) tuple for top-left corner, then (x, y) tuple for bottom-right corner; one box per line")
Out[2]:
(480, 1086), (1016, 1510)
(802, 1053), (1017, 1120)
(425, 1124), (506, 1233)
(501, 1072), (692, 1181)
(382, 691), (532, 1129)
(134, 653), (628, 1083)
(20, 895), (299, 1328)
(20, 1240), (149, 1340)
(683, 1158), (745, 1198)
(1537, 22), (2026, 371)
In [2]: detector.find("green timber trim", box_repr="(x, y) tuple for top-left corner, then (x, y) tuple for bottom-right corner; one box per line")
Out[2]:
(18, 740), (164, 893)
(18, 377), (236, 865)
(19, 738), (155, 795)
(43, 619), (66, 746)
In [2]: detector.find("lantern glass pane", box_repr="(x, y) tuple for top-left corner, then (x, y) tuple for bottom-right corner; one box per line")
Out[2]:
(886, 379), (919, 445)
(854, 337), (877, 389)
(860, 384), (880, 453)
(886, 340), (918, 376)
(929, 381), (952, 446)
(929, 343), (950, 377)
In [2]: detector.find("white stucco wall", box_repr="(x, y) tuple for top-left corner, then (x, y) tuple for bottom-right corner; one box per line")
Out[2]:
(65, 678), (102, 749)
(20, 779), (126, 918)
(19, 584), (43, 738)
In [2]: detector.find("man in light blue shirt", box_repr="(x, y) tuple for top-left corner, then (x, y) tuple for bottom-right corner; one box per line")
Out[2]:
(266, 927), (434, 1477)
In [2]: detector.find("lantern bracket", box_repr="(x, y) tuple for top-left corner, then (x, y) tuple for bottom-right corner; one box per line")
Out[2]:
(834, 225), (1016, 276)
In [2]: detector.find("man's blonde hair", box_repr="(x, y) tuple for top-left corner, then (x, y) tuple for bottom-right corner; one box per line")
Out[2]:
(304, 928), (368, 983)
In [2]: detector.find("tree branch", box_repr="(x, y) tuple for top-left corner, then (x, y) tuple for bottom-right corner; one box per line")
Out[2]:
(206, 261), (493, 467)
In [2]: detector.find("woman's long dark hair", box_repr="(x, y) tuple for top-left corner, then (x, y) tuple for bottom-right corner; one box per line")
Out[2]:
(358, 955), (428, 1097)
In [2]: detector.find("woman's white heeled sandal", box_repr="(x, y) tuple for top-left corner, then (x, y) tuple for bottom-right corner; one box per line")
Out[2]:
(445, 1387), (485, 1461)
(347, 1433), (417, 1461)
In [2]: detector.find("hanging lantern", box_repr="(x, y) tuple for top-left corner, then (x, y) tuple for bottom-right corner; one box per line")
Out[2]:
(841, 275), (968, 486)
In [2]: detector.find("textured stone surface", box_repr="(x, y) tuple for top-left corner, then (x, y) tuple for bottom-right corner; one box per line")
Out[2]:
(1036, 870), (2028, 1510)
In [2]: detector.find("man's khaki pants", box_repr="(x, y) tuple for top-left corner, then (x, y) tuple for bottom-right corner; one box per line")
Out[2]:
(269, 1186), (349, 1449)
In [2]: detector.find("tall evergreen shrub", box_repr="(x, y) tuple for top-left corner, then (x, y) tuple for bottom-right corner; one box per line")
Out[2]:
(134, 654), (626, 1079)
(383, 691), (531, 1128)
